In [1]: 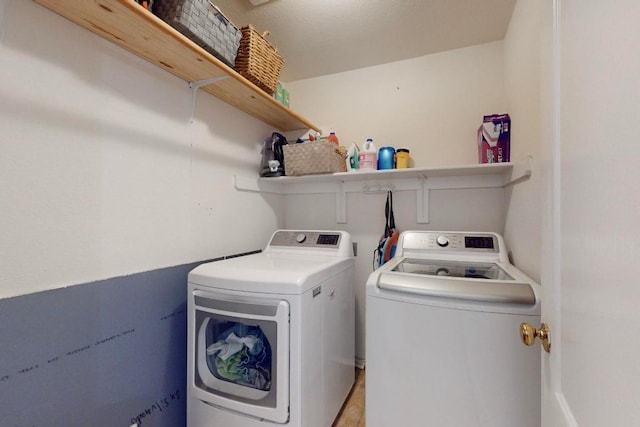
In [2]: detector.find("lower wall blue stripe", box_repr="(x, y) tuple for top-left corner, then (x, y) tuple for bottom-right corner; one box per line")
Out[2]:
(0, 251), (259, 427)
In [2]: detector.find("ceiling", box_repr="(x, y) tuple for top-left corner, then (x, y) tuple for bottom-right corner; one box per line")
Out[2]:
(214, 0), (517, 82)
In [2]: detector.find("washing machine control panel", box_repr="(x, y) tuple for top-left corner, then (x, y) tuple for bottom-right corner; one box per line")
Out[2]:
(402, 232), (500, 254)
(269, 230), (342, 249)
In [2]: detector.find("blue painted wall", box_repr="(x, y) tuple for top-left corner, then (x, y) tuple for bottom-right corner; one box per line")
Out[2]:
(0, 262), (200, 427)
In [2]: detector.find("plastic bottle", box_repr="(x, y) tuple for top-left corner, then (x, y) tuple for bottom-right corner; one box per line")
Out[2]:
(358, 138), (377, 170)
(377, 146), (396, 170)
(396, 148), (410, 168)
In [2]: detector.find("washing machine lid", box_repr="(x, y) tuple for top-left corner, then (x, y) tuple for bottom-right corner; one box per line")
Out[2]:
(394, 258), (514, 280)
(377, 258), (536, 305)
(189, 252), (353, 294)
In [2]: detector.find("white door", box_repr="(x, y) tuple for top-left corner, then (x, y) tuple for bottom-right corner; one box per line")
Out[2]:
(540, 0), (640, 425)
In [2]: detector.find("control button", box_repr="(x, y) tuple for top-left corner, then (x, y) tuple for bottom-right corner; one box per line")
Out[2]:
(296, 233), (307, 243)
(436, 268), (450, 276)
(436, 235), (449, 247)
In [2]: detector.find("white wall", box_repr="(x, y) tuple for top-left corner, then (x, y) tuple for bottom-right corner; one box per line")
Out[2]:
(285, 43), (508, 362)
(0, 1), (282, 298)
(502, 0), (544, 283)
(286, 41), (506, 167)
(1, 0), (544, 372)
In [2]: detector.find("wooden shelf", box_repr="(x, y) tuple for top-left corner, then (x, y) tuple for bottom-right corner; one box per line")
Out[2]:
(34, 0), (320, 132)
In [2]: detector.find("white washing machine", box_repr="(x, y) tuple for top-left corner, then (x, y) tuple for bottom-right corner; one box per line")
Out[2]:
(366, 230), (541, 427)
(187, 230), (355, 427)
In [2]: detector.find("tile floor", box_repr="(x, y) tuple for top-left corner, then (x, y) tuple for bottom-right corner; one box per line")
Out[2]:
(332, 368), (365, 426)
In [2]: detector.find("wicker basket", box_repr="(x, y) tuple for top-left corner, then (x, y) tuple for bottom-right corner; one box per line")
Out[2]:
(234, 25), (284, 95)
(283, 141), (346, 176)
(153, 0), (241, 67)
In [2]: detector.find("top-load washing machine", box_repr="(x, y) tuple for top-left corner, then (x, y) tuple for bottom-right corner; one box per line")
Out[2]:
(187, 230), (355, 427)
(366, 230), (541, 427)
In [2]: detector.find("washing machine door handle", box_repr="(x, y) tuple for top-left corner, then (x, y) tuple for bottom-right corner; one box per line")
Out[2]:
(194, 290), (287, 320)
(377, 273), (536, 305)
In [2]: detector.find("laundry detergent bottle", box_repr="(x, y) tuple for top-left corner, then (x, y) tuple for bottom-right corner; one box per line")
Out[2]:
(358, 138), (377, 170)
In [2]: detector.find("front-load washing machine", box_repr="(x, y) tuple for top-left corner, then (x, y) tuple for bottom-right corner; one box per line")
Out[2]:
(187, 230), (355, 427)
(366, 230), (541, 427)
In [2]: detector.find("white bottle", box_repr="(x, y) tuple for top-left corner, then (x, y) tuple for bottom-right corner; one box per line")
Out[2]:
(358, 138), (377, 170)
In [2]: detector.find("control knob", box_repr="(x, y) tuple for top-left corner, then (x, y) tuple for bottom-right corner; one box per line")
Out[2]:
(436, 235), (449, 247)
(296, 233), (307, 243)
(436, 268), (450, 276)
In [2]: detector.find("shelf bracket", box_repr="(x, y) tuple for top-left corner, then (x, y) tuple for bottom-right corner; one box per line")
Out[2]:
(336, 181), (347, 224)
(188, 76), (229, 123)
(417, 177), (430, 224)
(503, 155), (533, 186)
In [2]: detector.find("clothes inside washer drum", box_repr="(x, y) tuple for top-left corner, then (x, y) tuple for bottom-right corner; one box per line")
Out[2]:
(206, 324), (272, 391)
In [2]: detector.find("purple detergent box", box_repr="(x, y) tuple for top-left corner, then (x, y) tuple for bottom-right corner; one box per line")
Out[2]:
(477, 113), (511, 163)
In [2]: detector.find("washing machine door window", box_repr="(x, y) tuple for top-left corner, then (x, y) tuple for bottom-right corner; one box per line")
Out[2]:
(191, 290), (290, 423)
(379, 259), (535, 305)
(394, 259), (514, 280)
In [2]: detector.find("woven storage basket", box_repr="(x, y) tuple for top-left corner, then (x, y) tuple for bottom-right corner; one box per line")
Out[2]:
(234, 25), (284, 95)
(154, 0), (241, 67)
(283, 141), (346, 176)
